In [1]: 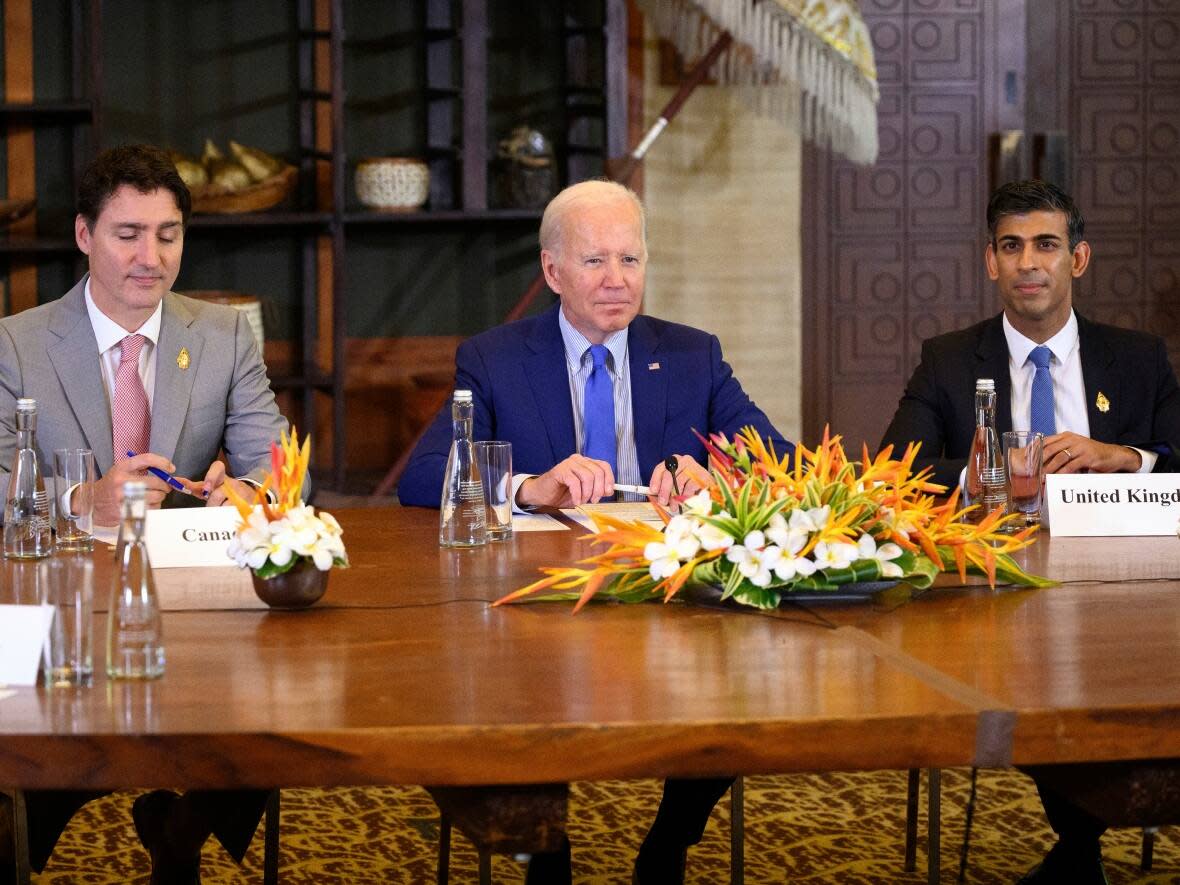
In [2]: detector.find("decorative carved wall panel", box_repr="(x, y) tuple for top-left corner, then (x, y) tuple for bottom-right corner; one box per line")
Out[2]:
(804, 0), (1180, 450)
(803, 1), (997, 451)
(1071, 2), (1180, 366)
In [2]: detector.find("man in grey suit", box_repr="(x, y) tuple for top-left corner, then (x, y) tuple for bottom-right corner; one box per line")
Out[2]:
(0, 147), (285, 524)
(0, 145), (284, 883)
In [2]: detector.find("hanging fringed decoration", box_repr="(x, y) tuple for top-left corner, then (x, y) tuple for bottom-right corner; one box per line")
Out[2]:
(638, 0), (880, 166)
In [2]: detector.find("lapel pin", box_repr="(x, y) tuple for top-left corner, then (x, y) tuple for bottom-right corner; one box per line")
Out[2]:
(1096, 391), (1110, 413)
(177, 347), (190, 371)
(648, 362), (660, 371)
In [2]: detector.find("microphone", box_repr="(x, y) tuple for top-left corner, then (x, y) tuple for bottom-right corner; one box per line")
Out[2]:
(664, 456), (681, 498)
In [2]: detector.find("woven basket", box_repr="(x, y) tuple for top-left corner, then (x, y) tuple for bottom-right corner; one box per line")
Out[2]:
(191, 165), (297, 215)
(355, 157), (429, 212)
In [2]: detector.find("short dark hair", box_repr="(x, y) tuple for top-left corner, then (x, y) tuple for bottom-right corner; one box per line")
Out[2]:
(77, 144), (191, 229)
(987, 179), (1084, 249)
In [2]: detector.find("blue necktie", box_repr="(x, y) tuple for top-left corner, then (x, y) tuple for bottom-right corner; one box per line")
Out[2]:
(582, 344), (617, 477)
(1029, 345), (1056, 436)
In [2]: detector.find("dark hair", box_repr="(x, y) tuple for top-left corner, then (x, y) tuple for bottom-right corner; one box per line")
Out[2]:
(987, 179), (1084, 249)
(77, 144), (191, 228)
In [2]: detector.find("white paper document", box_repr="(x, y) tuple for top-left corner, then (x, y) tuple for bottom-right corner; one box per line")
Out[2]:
(511, 512), (568, 532)
(0, 604), (54, 686)
(571, 502), (666, 531)
(144, 507), (242, 568)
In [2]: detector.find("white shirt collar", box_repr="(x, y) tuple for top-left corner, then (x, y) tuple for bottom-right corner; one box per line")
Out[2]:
(1003, 309), (1079, 369)
(83, 276), (163, 355)
(557, 305), (629, 371)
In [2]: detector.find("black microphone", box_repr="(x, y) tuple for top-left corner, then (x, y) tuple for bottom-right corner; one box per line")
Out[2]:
(664, 456), (681, 498)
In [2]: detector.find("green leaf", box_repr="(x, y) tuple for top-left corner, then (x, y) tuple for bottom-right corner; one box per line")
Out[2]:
(731, 585), (781, 609)
(254, 557), (299, 579)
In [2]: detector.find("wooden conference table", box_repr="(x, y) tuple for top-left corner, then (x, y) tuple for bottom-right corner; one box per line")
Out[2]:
(2, 506), (1179, 854)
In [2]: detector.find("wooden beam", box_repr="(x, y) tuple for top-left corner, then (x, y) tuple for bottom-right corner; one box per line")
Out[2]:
(4, 0), (38, 316)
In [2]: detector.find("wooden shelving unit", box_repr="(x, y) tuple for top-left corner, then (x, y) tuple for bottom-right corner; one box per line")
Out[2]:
(1, 0), (627, 491)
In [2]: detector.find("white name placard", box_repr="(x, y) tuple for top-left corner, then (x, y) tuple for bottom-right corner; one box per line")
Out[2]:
(0, 604), (54, 686)
(1045, 474), (1180, 536)
(145, 506), (242, 568)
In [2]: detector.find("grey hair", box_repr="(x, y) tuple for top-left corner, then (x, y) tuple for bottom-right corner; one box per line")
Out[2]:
(538, 179), (647, 257)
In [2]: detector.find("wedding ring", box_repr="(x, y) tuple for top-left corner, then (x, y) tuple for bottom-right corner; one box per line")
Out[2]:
(1063, 448), (1072, 461)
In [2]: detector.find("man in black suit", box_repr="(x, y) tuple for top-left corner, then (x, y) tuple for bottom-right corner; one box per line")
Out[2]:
(882, 181), (1180, 490)
(881, 179), (1180, 884)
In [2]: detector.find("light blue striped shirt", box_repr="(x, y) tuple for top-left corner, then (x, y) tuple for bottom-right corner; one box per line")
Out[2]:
(557, 308), (642, 489)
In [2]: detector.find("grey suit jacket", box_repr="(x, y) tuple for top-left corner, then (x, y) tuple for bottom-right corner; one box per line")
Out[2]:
(0, 276), (288, 500)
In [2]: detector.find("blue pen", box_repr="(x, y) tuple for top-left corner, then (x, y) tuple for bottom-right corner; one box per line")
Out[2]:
(126, 452), (208, 498)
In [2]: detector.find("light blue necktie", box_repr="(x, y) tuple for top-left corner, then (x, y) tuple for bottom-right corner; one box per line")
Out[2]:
(582, 344), (617, 478)
(1029, 345), (1056, 436)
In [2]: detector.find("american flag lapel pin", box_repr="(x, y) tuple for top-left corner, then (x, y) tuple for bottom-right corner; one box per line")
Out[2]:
(648, 362), (660, 371)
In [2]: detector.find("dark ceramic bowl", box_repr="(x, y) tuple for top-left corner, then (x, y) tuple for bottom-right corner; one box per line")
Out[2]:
(251, 559), (329, 609)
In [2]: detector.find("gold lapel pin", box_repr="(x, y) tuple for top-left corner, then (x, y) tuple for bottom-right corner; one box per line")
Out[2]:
(1096, 391), (1110, 413)
(177, 347), (190, 371)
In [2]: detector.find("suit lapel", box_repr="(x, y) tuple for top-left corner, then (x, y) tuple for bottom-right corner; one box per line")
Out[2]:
(628, 316), (666, 475)
(45, 279), (117, 474)
(975, 316), (1014, 433)
(523, 306), (575, 462)
(1077, 313), (1119, 443)
(149, 294), (203, 461)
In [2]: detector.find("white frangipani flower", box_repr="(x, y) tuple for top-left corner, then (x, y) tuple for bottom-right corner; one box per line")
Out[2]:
(644, 515), (702, 581)
(226, 504), (348, 573)
(695, 520), (735, 552)
(812, 539), (858, 570)
(681, 490), (714, 517)
(856, 533), (904, 578)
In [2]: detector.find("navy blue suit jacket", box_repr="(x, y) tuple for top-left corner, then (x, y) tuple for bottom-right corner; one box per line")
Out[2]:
(397, 304), (790, 507)
(879, 311), (1180, 488)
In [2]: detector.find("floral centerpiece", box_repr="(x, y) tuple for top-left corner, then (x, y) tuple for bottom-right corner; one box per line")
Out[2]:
(225, 429), (348, 607)
(495, 428), (1052, 612)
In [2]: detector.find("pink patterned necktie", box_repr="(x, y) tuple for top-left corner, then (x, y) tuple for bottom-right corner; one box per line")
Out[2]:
(112, 334), (151, 458)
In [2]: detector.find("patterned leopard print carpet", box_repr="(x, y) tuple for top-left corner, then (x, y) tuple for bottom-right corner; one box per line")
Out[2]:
(34, 768), (1179, 883)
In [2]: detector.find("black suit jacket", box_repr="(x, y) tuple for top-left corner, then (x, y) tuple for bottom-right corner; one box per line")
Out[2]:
(879, 312), (1180, 488)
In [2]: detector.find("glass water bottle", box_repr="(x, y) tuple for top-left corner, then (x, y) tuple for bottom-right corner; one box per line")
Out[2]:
(439, 390), (487, 547)
(3, 397), (53, 559)
(965, 378), (1008, 522)
(107, 481), (165, 679)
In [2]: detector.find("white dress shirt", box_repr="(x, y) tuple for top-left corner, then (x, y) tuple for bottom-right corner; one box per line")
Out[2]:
(511, 307), (642, 508)
(1003, 310), (1154, 472)
(84, 277), (162, 419)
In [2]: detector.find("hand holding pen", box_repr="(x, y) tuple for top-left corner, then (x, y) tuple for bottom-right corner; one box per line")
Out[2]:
(91, 452), (193, 525)
(126, 452), (208, 499)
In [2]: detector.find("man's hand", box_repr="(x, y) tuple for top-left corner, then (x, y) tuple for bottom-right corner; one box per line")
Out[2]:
(646, 454), (711, 507)
(178, 460), (255, 507)
(1043, 431), (1142, 474)
(516, 454), (615, 508)
(93, 453), (176, 525)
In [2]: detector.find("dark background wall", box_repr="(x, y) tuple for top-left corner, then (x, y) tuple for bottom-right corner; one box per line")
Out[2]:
(8, 0), (603, 341)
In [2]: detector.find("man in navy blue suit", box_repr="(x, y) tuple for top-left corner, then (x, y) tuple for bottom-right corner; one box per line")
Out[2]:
(398, 179), (788, 510)
(399, 180), (790, 884)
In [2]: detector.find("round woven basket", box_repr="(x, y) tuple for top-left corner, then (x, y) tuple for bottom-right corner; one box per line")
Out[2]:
(355, 157), (429, 212)
(191, 165), (297, 215)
